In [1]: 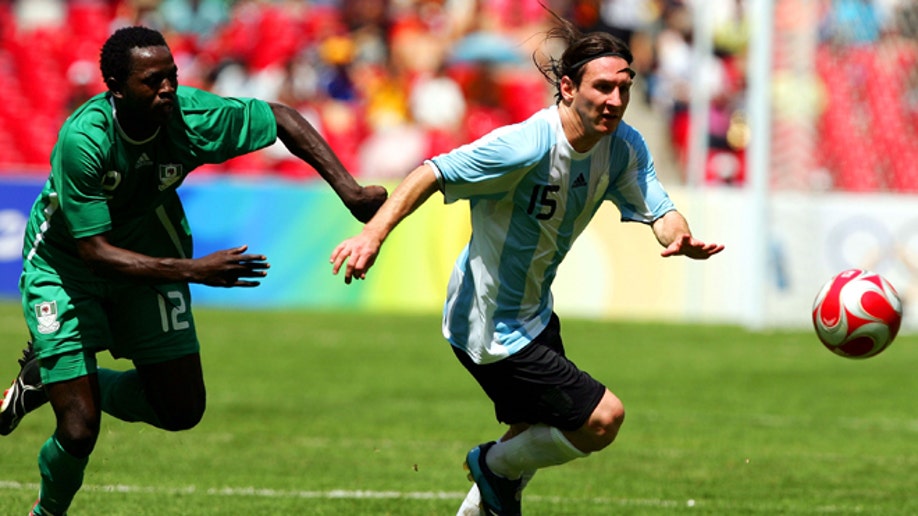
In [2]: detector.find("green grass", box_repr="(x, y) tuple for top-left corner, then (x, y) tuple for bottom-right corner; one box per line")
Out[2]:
(0, 300), (916, 515)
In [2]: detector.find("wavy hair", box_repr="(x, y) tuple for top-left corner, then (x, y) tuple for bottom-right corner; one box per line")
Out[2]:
(535, 8), (634, 103)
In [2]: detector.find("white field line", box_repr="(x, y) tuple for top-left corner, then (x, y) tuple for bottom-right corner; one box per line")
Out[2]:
(0, 480), (687, 508)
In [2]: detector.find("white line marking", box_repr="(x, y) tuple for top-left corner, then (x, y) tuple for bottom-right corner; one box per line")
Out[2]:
(0, 480), (686, 507)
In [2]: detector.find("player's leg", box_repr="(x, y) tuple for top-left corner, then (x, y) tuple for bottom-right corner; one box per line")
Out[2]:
(482, 389), (625, 482)
(19, 269), (110, 515)
(456, 313), (622, 514)
(135, 352), (205, 431)
(474, 365), (623, 479)
(561, 388), (625, 452)
(454, 355), (540, 514)
(33, 351), (103, 516)
(457, 424), (537, 516)
(95, 367), (163, 426)
(106, 283), (205, 431)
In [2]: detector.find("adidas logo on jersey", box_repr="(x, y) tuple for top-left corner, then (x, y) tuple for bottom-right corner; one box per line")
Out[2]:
(572, 173), (588, 188)
(135, 152), (152, 168)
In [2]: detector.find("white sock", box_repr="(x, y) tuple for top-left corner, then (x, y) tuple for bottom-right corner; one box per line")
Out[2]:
(456, 484), (482, 516)
(485, 424), (588, 479)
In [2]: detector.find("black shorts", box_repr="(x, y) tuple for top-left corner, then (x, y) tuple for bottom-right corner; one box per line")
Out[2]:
(452, 313), (607, 431)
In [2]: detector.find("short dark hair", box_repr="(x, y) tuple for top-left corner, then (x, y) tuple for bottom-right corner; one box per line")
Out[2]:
(536, 9), (634, 103)
(99, 26), (169, 88)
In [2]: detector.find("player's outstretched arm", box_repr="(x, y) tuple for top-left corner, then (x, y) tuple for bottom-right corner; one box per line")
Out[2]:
(651, 210), (725, 260)
(331, 164), (440, 284)
(269, 102), (387, 222)
(76, 235), (269, 287)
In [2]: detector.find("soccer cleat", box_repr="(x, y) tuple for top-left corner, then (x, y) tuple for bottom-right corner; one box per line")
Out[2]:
(0, 342), (48, 436)
(464, 441), (523, 516)
(28, 498), (64, 516)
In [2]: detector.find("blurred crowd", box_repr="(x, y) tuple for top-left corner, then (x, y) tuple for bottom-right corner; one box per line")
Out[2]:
(0, 0), (729, 181)
(0, 0), (559, 179)
(807, 0), (918, 192)
(0, 0), (915, 191)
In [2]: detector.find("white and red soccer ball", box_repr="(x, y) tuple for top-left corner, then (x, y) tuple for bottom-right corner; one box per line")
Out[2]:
(812, 269), (903, 359)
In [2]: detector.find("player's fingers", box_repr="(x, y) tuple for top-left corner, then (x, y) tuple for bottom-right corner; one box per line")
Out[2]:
(236, 253), (268, 263)
(344, 258), (357, 284)
(660, 241), (681, 257)
(331, 245), (352, 275)
(330, 243), (345, 263)
(351, 252), (367, 275)
(350, 251), (374, 281)
(235, 269), (268, 278)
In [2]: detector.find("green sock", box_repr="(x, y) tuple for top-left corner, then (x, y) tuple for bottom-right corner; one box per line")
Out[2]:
(36, 435), (88, 516)
(97, 368), (161, 427)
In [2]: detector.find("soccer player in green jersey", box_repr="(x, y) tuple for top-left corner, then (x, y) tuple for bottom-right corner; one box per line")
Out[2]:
(0, 26), (387, 516)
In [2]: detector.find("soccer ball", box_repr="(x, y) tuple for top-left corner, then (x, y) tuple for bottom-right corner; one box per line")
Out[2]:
(812, 269), (902, 359)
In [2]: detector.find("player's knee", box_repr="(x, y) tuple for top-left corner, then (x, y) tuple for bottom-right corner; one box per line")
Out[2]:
(583, 393), (626, 452)
(158, 406), (205, 431)
(56, 420), (100, 458)
(156, 397), (205, 432)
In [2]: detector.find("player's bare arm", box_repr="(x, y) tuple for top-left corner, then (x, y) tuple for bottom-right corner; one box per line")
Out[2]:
(651, 210), (725, 259)
(331, 163), (440, 284)
(76, 234), (269, 287)
(269, 102), (387, 222)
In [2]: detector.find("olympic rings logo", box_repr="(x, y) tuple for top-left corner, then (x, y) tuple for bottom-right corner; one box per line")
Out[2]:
(826, 215), (918, 301)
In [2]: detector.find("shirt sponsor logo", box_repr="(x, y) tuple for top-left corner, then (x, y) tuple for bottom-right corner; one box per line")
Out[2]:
(35, 301), (60, 334)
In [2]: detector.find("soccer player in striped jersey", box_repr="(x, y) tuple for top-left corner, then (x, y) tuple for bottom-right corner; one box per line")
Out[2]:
(0, 26), (386, 516)
(331, 12), (723, 516)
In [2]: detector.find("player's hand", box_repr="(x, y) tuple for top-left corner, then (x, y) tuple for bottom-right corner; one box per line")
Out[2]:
(330, 234), (381, 284)
(660, 235), (725, 260)
(194, 245), (270, 287)
(348, 185), (388, 223)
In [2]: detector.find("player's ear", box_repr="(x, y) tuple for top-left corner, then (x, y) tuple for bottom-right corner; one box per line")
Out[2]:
(105, 76), (123, 97)
(560, 76), (575, 104)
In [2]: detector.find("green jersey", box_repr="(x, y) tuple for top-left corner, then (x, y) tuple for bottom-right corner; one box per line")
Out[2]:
(22, 86), (277, 278)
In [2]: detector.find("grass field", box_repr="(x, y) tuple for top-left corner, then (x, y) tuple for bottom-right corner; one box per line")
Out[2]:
(0, 300), (916, 515)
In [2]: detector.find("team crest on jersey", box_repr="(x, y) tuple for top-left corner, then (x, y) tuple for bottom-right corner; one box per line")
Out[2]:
(159, 164), (183, 190)
(35, 301), (60, 334)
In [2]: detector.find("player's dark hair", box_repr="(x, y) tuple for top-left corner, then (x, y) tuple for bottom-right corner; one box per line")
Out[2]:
(100, 26), (169, 89)
(535, 7), (635, 103)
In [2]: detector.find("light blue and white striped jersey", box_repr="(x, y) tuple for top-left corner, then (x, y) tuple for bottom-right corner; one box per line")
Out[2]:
(428, 105), (676, 364)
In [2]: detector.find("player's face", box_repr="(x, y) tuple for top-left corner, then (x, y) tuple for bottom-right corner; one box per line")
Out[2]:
(565, 56), (633, 139)
(116, 46), (178, 126)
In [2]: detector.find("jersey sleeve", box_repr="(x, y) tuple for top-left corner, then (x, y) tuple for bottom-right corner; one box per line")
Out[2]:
(179, 87), (278, 164)
(604, 125), (675, 223)
(429, 117), (553, 204)
(53, 126), (112, 239)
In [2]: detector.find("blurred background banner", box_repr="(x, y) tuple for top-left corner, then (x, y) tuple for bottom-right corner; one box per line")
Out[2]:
(178, 177), (471, 312)
(2, 175), (915, 333)
(0, 176), (35, 297)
